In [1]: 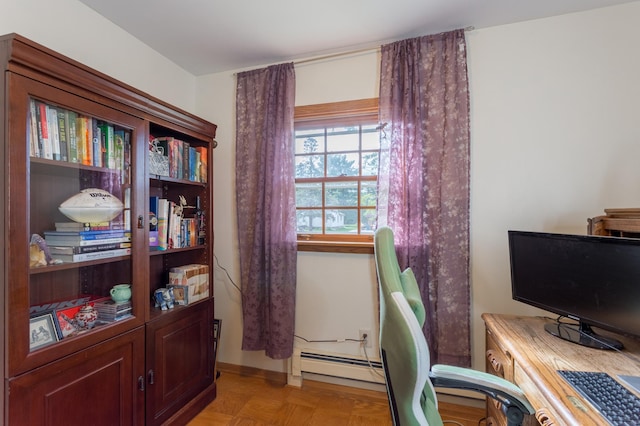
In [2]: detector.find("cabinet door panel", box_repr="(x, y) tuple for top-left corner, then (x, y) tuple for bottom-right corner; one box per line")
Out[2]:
(7, 72), (146, 377)
(146, 300), (213, 425)
(8, 327), (145, 426)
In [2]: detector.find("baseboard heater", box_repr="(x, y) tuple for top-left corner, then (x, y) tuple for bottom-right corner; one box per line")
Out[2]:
(287, 347), (385, 387)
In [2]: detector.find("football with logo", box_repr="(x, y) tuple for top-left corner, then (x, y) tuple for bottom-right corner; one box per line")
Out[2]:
(59, 188), (124, 223)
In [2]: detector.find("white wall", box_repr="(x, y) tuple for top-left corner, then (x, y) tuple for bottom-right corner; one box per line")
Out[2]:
(466, 3), (640, 367)
(197, 2), (640, 375)
(0, 0), (197, 113)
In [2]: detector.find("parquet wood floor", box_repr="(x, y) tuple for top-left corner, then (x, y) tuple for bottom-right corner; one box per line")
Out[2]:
(188, 368), (486, 426)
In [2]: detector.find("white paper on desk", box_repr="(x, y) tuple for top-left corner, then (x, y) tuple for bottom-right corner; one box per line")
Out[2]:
(618, 375), (640, 394)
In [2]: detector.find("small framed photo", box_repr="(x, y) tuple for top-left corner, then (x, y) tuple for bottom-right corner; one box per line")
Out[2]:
(54, 307), (79, 338)
(29, 313), (59, 351)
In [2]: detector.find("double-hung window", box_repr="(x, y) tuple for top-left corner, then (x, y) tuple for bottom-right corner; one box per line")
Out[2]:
(294, 98), (380, 253)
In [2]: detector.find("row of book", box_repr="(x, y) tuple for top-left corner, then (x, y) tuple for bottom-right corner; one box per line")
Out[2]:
(45, 222), (132, 263)
(28, 99), (131, 175)
(150, 196), (205, 250)
(150, 136), (208, 183)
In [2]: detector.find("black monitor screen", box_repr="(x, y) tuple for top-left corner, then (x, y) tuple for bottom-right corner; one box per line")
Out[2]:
(508, 230), (640, 346)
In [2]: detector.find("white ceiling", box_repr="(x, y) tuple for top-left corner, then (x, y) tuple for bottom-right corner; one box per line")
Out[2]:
(79, 0), (636, 76)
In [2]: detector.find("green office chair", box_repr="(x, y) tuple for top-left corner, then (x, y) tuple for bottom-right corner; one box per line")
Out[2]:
(374, 226), (534, 426)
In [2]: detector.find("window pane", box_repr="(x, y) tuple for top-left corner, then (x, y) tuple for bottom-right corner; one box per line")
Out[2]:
(297, 209), (323, 233)
(295, 134), (323, 155)
(295, 155), (325, 178)
(361, 209), (377, 233)
(361, 181), (377, 206)
(327, 153), (359, 177)
(325, 209), (358, 234)
(326, 127), (359, 152)
(361, 125), (381, 150)
(361, 151), (379, 176)
(296, 182), (322, 207)
(294, 99), (380, 241)
(326, 181), (358, 207)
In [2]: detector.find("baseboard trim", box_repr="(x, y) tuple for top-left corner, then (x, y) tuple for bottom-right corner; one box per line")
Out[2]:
(217, 362), (288, 385)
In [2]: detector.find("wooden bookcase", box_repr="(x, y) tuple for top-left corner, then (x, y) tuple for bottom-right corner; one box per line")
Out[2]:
(0, 33), (217, 425)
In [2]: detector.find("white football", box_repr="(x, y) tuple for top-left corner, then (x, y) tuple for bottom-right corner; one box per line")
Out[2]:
(59, 188), (124, 223)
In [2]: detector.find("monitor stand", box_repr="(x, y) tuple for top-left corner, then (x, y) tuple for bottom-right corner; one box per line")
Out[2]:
(544, 321), (623, 350)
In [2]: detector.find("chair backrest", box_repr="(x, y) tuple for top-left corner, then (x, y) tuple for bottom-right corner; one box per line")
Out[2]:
(374, 226), (443, 426)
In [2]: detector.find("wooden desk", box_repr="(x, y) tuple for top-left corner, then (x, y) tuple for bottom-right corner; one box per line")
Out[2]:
(482, 314), (640, 426)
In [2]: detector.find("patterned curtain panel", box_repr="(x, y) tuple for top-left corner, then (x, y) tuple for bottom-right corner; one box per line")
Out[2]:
(235, 63), (297, 359)
(378, 30), (471, 366)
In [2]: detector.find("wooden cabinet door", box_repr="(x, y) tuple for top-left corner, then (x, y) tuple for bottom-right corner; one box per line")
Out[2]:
(145, 300), (214, 425)
(7, 327), (145, 426)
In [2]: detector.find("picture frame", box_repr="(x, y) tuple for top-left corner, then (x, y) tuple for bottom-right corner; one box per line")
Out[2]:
(29, 313), (59, 350)
(53, 306), (80, 338)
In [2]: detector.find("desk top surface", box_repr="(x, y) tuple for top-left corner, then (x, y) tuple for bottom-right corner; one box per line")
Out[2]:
(482, 313), (640, 425)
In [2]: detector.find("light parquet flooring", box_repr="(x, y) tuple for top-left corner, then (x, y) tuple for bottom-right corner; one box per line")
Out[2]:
(188, 369), (486, 426)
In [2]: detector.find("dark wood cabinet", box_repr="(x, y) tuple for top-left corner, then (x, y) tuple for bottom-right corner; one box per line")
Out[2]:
(0, 33), (216, 424)
(8, 327), (146, 426)
(146, 299), (215, 425)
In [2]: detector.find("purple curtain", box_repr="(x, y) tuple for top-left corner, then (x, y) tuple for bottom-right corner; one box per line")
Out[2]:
(377, 30), (471, 366)
(235, 63), (297, 359)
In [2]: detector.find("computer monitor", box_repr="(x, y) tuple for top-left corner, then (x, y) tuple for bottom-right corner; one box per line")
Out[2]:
(508, 230), (640, 350)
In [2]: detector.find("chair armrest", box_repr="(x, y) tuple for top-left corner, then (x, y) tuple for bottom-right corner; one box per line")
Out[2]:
(430, 364), (534, 426)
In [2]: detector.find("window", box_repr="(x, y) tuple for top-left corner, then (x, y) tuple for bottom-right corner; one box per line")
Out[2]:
(294, 99), (379, 253)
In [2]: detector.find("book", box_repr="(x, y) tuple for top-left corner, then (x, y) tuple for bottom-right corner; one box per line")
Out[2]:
(92, 119), (102, 167)
(48, 242), (131, 255)
(55, 221), (113, 231)
(29, 99), (40, 158)
(189, 147), (197, 181)
(50, 247), (131, 263)
(77, 115), (90, 165)
(45, 229), (129, 238)
(114, 128), (125, 173)
(56, 108), (69, 162)
(123, 131), (131, 185)
(44, 235), (131, 247)
(182, 141), (189, 179)
(149, 196), (159, 232)
(195, 146), (208, 183)
(167, 200), (179, 248)
(47, 105), (61, 161)
(157, 198), (169, 250)
(67, 110), (78, 163)
(195, 150), (201, 182)
(36, 101), (52, 160)
(54, 221), (125, 231)
(101, 122), (115, 169)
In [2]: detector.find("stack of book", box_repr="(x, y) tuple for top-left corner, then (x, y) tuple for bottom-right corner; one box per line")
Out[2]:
(45, 222), (131, 263)
(94, 299), (132, 322)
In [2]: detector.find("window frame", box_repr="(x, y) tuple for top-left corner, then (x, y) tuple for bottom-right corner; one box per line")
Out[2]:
(294, 98), (379, 254)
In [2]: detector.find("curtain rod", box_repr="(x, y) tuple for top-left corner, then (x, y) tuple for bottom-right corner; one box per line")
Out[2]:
(294, 46), (380, 66)
(293, 26), (475, 67)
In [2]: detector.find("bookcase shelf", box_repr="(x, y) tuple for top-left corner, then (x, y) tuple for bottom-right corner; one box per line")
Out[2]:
(29, 255), (131, 274)
(1, 33), (217, 425)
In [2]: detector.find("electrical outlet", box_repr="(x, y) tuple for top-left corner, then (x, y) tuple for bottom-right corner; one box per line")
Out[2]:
(359, 328), (372, 348)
